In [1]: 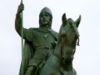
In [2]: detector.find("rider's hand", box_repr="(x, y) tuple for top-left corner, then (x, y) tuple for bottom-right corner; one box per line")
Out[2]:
(17, 3), (24, 14)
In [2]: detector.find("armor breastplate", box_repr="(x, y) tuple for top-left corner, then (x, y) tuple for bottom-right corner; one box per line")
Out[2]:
(31, 29), (57, 49)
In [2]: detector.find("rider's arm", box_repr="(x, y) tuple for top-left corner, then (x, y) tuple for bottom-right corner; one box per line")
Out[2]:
(15, 3), (33, 41)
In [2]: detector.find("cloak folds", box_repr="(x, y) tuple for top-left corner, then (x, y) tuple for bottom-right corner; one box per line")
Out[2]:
(19, 41), (34, 75)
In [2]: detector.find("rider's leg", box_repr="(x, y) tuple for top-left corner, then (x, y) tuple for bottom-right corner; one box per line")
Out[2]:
(25, 49), (48, 75)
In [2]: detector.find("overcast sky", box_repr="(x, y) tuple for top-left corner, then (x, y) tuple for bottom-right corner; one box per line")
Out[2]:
(0, 0), (100, 75)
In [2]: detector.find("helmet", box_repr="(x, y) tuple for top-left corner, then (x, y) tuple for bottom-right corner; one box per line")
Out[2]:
(39, 7), (52, 18)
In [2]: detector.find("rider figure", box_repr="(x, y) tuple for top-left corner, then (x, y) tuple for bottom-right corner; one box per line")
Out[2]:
(15, 3), (58, 75)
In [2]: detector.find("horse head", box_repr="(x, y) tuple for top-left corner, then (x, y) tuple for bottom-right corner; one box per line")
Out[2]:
(58, 13), (81, 65)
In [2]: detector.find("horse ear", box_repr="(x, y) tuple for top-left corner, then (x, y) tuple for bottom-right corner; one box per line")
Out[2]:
(75, 15), (81, 27)
(62, 13), (67, 25)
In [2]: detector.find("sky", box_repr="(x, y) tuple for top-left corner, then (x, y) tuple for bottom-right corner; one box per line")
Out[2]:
(0, 0), (100, 75)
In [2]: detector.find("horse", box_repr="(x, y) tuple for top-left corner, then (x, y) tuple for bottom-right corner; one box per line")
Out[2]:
(38, 14), (81, 75)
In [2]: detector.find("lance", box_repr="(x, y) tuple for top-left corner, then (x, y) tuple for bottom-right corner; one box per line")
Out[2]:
(21, 0), (23, 57)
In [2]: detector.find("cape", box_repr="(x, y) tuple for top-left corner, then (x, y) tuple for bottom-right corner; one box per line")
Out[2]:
(19, 41), (34, 75)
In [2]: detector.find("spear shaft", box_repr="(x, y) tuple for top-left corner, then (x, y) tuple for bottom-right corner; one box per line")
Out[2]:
(21, 0), (23, 57)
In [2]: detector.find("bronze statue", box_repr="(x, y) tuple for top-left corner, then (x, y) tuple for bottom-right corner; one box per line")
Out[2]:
(15, 2), (81, 75)
(15, 3), (58, 75)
